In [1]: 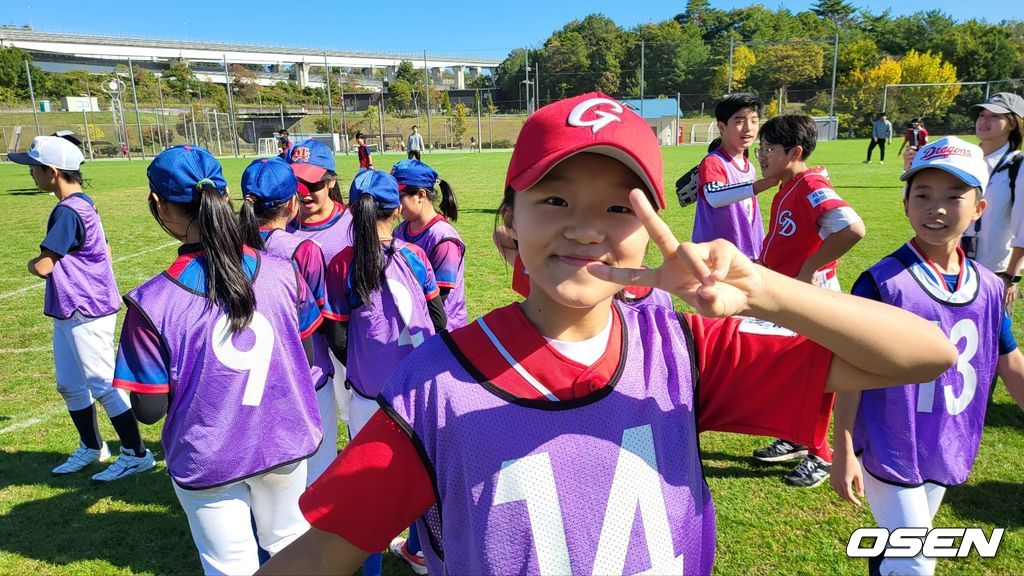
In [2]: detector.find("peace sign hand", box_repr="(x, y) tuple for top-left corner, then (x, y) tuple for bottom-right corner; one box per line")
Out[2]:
(586, 189), (766, 318)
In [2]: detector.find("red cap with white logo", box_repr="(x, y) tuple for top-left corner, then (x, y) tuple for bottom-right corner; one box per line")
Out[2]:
(902, 136), (989, 192)
(505, 92), (665, 209)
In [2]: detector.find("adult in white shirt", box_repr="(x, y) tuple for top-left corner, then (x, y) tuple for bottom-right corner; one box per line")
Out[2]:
(969, 92), (1024, 308)
(407, 125), (424, 161)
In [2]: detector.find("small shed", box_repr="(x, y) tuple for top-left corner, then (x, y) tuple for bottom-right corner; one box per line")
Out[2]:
(619, 98), (681, 146)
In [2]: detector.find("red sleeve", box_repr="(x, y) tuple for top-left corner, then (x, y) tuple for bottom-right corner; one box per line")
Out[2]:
(697, 155), (728, 197)
(688, 314), (835, 448)
(300, 410), (435, 552)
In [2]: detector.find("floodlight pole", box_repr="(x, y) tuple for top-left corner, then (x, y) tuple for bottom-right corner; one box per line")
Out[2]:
(324, 53), (336, 145)
(128, 57), (146, 159)
(475, 89), (482, 152)
(675, 92), (681, 146)
(524, 48), (531, 115)
(639, 40), (645, 118)
(156, 76), (168, 149)
(223, 55), (239, 157)
(424, 50), (432, 154)
(81, 108), (94, 161)
(26, 60), (41, 135)
(827, 33), (835, 136)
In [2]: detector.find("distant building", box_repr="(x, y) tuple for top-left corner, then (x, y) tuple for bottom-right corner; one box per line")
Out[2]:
(62, 96), (100, 112)
(620, 98), (681, 146)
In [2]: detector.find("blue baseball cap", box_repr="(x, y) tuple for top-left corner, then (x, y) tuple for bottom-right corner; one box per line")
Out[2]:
(242, 157), (299, 207)
(147, 145), (227, 203)
(391, 159), (439, 190)
(349, 168), (400, 210)
(287, 139), (336, 182)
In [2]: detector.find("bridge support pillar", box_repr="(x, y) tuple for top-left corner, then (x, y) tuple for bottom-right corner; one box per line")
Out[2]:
(454, 65), (466, 89)
(296, 62), (313, 88)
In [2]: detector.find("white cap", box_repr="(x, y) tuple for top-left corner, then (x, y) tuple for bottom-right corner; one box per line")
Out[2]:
(8, 136), (85, 171)
(901, 136), (989, 192)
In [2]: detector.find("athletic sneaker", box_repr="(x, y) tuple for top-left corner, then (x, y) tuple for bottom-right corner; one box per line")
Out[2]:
(389, 536), (428, 575)
(863, 160), (871, 164)
(783, 454), (831, 488)
(91, 447), (155, 482)
(52, 441), (110, 475)
(879, 160), (885, 164)
(752, 438), (808, 462)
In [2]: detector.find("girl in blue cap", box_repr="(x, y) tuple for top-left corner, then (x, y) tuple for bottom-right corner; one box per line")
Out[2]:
(285, 139), (356, 427)
(391, 159), (467, 330)
(238, 156), (337, 487)
(113, 145), (324, 575)
(319, 168), (448, 576)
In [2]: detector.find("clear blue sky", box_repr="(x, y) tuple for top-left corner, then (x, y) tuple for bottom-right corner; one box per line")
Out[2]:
(6, 1), (1012, 58)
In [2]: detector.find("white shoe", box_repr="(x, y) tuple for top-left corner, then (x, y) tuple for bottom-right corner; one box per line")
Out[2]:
(91, 447), (155, 482)
(52, 441), (110, 475)
(879, 160), (885, 164)
(389, 536), (428, 575)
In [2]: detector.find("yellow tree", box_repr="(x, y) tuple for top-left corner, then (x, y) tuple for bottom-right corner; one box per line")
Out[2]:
(711, 45), (755, 96)
(754, 41), (825, 111)
(841, 57), (902, 121)
(896, 50), (960, 118)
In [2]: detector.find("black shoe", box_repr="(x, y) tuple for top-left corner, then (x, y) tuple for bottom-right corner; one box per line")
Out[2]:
(783, 455), (832, 488)
(752, 438), (809, 462)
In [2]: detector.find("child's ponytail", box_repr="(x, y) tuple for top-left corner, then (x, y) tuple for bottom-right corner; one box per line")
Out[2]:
(238, 196), (266, 250)
(437, 179), (458, 222)
(350, 193), (396, 304)
(196, 184), (256, 332)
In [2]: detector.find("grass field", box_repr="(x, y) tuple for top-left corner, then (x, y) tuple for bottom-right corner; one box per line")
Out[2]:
(1, 140), (1022, 575)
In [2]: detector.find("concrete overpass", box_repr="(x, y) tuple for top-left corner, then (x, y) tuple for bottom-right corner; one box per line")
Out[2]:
(0, 28), (500, 89)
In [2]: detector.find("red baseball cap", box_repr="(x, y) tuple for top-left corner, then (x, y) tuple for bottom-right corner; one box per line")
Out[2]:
(505, 92), (665, 209)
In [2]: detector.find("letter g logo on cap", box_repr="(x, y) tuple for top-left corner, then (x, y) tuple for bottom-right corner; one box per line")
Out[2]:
(567, 98), (624, 134)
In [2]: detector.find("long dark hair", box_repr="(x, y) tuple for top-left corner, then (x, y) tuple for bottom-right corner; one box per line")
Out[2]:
(238, 197), (293, 251)
(407, 179), (458, 222)
(150, 184), (256, 332)
(351, 193), (397, 304)
(322, 170), (345, 205)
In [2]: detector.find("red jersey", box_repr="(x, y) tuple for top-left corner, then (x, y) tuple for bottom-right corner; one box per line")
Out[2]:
(357, 144), (372, 169)
(760, 167), (849, 278)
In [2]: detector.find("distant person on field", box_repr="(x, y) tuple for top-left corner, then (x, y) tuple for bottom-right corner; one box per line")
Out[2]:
(407, 125), (424, 160)
(11, 136), (153, 482)
(691, 93), (779, 260)
(277, 129), (291, 157)
(864, 112), (892, 164)
(356, 132), (373, 169)
(898, 119), (928, 157)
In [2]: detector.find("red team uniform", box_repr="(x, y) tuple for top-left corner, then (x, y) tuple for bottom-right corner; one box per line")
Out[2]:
(760, 167), (849, 284)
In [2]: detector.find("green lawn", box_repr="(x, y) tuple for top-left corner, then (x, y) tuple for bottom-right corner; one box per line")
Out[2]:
(0, 140), (1021, 575)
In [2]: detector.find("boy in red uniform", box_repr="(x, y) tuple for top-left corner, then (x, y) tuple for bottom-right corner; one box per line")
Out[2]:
(753, 115), (866, 487)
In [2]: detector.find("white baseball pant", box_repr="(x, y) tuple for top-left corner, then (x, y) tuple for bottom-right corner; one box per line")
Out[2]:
(863, 462), (947, 576)
(172, 460), (309, 576)
(305, 380), (338, 486)
(53, 312), (129, 415)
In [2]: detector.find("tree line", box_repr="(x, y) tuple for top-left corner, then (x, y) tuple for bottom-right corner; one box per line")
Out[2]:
(490, 0), (1024, 134)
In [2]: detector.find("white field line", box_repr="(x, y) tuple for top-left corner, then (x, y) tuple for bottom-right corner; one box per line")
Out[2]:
(0, 404), (66, 435)
(0, 241), (177, 301)
(0, 346), (49, 354)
